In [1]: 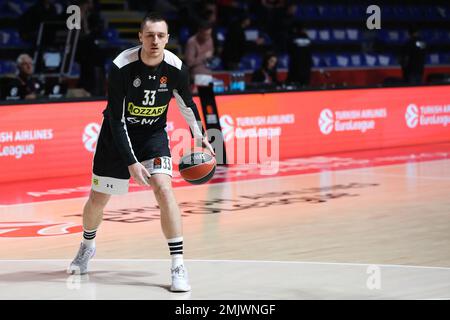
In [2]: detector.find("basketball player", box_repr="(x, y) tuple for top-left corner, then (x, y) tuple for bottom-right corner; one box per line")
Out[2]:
(67, 12), (215, 292)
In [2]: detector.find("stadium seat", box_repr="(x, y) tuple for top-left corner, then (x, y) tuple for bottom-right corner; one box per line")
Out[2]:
(69, 62), (80, 77)
(364, 54), (378, 67)
(244, 28), (259, 42)
(179, 26), (190, 45)
(331, 29), (347, 42)
(277, 54), (289, 69)
(322, 5), (346, 21)
(335, 54), (350, 67)
(378, 54), (396, 66)
(305, 29), (318, 41)
(311, 55), (323, 68)
(346, 29), (360, 42)
(215, 27), (227, 44)
(0, 60), (16, 75)
(350, 54), (363, 67)
(317, 29), (331, 42)
(297, 4), (320, 20)
(346, 5), (365, 21)
(240, 53), (261, 70)
(427, 53), (442, 65)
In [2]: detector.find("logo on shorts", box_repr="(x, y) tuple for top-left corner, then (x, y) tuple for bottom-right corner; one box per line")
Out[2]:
(153, 157), (162, 169)
(93, 178), (99, 186)
(133, 77), (141, 87)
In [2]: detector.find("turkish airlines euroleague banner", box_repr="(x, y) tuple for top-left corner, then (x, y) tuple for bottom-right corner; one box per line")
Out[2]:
(0, 85), (450, 183)
(0, 99), (195, 183)
(215, 86), (450, 163)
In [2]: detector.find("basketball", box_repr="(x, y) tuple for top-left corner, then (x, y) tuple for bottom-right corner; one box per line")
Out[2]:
(179, 150), (216, 184)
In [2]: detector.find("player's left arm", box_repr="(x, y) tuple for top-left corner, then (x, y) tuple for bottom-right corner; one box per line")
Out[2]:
(173, 64), (215, 155)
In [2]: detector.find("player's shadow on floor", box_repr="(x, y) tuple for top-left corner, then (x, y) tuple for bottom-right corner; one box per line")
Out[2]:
(0, 270), (171, 291)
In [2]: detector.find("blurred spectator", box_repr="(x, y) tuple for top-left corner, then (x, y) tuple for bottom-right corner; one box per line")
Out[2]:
(221, 14), (251, 70)
(221, 13), (268, 71)
(15, 53), (44, 99)
(203, 0), (218, 25)
(251, 52), (280, 85)
(286, 22), (313, 87)
(217, 0), (244, 26)
(179, 0), (216, 34)
(18, 0), (61, 46)
(75, 0), (106, 96)
(400, 26), (427, 85)
(184, 21), (215, 87)
(257, 0), (286, 48)
(279, 3), (298, 52)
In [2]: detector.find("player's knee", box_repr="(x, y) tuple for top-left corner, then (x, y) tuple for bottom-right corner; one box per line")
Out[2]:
(153, 184), (173, 200)
(86, 191), (110, 211)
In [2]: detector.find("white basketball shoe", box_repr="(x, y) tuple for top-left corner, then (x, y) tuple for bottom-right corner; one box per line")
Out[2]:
(170, 264), (191, 292)
(67, 243), (96, 275)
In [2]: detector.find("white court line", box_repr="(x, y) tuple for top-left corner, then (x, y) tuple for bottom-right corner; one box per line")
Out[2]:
(2, 157), (449, 207)
(1, 259), (449, 271)
(336, 171), (450, 181)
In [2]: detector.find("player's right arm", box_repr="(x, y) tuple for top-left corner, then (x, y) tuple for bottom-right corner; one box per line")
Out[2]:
(106, 64), (150, 186)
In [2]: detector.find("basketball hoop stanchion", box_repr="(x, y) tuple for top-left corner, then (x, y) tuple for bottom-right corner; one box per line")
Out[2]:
(197, 84), (228, 165)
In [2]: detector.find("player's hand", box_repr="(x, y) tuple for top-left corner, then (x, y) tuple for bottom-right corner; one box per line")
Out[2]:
(204, 50), (213, 59)
(196, 136), (215, 156)
(128, 162), (151, 186)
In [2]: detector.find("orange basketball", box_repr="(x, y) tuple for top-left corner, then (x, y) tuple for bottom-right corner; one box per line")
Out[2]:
(179, 151), (216, 184)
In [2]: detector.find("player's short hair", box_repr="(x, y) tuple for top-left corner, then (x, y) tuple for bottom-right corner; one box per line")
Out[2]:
(140, 11), (169, 33)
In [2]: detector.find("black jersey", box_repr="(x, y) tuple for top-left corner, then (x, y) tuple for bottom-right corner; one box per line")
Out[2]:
(104, 46), (205, 166)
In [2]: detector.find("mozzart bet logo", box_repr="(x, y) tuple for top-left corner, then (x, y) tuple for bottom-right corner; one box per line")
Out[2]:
(219, 114), (294, 142)
(82, 122), (100, 152)
(405, 103), (450, 128)
(318, 108), (387, 135)
(0, 221), (82, 237)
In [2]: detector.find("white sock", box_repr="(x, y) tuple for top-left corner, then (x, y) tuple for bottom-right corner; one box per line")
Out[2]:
(168, 236), (184, 268)
(171, 254), (184, 269)
(82, 228), (97, 248)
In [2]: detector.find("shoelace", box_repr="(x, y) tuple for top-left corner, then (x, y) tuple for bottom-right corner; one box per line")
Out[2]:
(74, 245), (94, 264)
(171, 265), (185, 277)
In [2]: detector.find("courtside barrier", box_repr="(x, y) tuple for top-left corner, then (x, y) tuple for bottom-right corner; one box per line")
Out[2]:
(1, 85), (449, 183)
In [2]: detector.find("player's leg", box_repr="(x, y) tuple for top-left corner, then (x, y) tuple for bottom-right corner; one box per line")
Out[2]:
(148, 168), (191, 292)
(83, 189), (110, 228)
(67, 190), (111, 275)
(68, 121), (131, 275)
(150, 173), (182, 239)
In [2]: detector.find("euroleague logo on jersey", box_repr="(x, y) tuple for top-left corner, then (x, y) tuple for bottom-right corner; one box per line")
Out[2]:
(160, 76), (168, 84)
(0, 221), (82, 237)
(82, 123), (101, 152)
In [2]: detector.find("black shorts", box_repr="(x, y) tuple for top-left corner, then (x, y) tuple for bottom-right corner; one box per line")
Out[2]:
(92, 120), (172, 194)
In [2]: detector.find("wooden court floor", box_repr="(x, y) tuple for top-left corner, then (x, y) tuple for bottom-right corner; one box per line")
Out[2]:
(0, 147), (449, 299)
